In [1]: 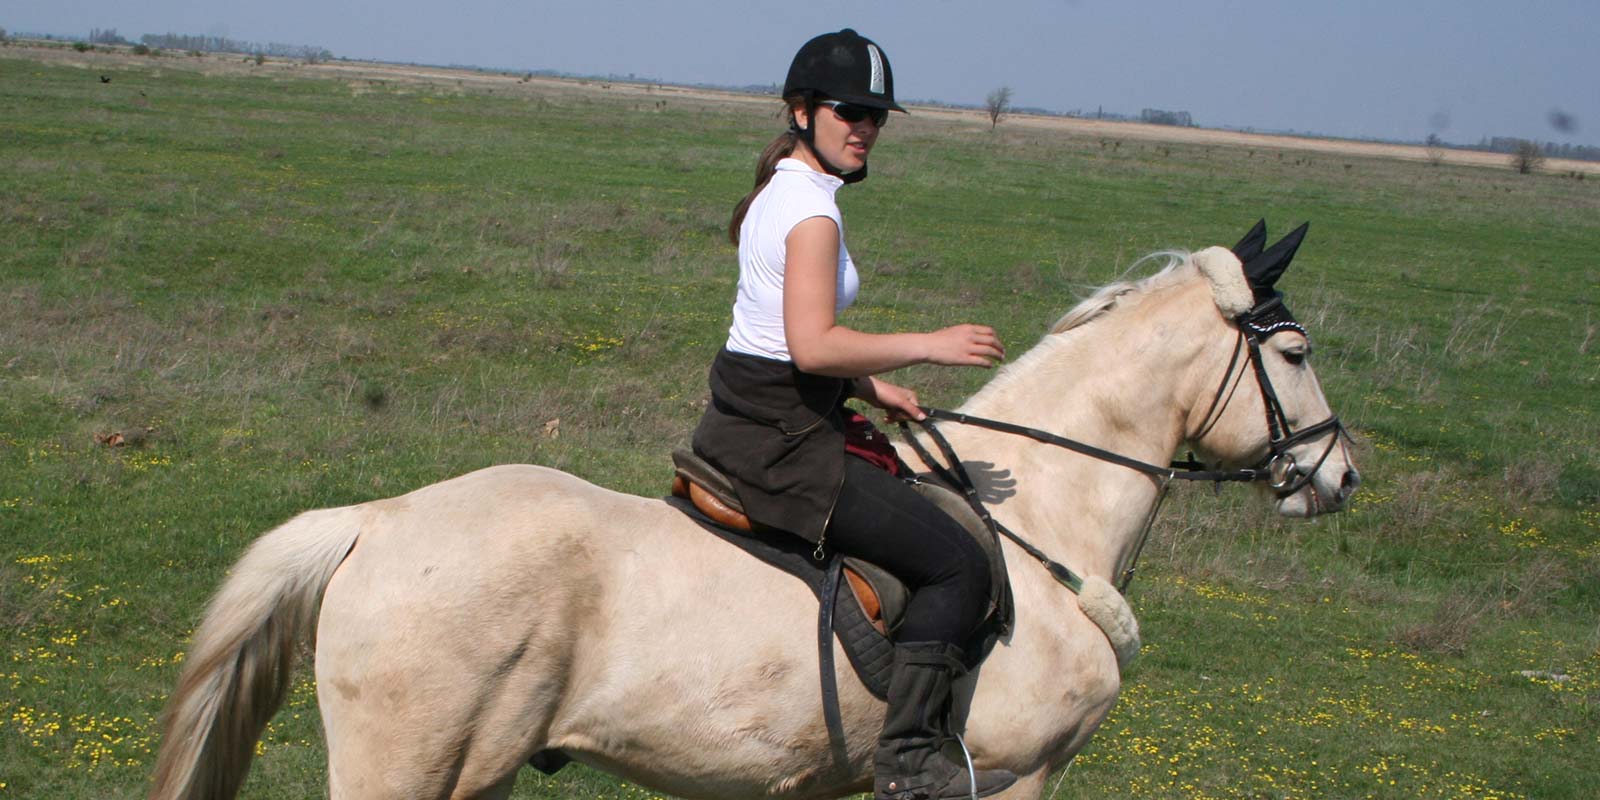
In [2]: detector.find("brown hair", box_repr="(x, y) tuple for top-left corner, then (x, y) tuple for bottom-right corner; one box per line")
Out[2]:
(728, 95), (810, 245)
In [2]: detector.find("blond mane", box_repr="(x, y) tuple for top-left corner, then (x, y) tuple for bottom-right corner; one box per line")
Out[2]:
(1050, 251), (1192, 334)
(962, 247), (1247, 413)
(962, 251), (1194, 411)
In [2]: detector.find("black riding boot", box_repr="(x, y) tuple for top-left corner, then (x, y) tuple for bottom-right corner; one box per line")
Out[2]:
(874, 642), (1017, 800)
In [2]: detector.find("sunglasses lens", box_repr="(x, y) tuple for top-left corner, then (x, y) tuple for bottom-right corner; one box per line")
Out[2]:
(827, 102), (887, 127)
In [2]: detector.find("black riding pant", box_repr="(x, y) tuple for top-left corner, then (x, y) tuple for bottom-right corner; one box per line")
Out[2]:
(824, 457), (993, 644)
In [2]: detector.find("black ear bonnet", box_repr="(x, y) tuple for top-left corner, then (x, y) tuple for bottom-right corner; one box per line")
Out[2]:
(1230, 220), (1310, 340)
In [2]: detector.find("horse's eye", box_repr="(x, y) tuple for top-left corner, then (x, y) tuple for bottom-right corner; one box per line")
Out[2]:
(1283, 349), (1307, 366)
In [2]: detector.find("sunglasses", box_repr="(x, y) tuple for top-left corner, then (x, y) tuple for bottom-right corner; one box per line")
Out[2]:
(818, 100), (889, 128)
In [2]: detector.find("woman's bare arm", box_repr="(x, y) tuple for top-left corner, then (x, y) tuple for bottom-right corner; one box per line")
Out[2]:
(782, 216), (1003, 378)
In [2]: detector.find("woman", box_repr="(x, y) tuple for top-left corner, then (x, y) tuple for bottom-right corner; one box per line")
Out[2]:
(691, 29), (1017, 800)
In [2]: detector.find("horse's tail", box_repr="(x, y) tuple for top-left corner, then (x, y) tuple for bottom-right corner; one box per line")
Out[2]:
(149, 506), (362, 800)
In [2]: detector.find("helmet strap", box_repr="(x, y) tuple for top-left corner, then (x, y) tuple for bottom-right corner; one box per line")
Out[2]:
(789, 114), (869, 185)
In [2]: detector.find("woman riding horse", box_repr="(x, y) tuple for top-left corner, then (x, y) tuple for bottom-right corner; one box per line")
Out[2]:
(690, 29), (1015, 800)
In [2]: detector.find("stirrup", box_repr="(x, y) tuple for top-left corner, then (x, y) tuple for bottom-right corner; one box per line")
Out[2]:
(954, 733), (978, 800)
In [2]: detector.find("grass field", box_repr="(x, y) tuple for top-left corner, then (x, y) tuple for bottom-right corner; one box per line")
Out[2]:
(2, 44), (1597, 799)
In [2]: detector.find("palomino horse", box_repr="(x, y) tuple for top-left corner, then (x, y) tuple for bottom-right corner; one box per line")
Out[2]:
(149, 236), (1358, 800)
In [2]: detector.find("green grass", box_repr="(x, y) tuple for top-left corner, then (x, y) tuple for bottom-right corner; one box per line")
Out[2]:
(2, 47), (1597, 799)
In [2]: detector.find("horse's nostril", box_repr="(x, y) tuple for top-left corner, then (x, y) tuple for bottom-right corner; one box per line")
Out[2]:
(1340, 469), (1361, 500)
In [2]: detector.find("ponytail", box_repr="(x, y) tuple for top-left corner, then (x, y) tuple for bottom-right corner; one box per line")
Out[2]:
(728, 95), (811, 245)
(728, 130), (797, 245)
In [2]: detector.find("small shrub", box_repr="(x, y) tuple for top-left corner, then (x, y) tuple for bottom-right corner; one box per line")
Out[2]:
(132, 43), (150, 56)
(1510, 140), (1544, 175)
(1424, 134), (1446, 166)
(73, 41), (92, 52)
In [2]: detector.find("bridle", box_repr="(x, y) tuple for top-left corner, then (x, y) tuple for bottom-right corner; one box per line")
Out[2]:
(1232, 296), (1349, 500)
(900, 296), (1349, 595)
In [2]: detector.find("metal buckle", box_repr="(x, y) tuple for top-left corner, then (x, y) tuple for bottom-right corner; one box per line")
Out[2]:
(1267, 452), (1299, 491)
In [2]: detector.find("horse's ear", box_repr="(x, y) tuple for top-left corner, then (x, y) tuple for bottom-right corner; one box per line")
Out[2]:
(1231, 219), (1268, 263)
(1244, 221), (1308, 294)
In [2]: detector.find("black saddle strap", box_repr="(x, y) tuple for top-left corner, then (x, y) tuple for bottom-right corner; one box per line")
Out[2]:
(817, 557), (849, 766)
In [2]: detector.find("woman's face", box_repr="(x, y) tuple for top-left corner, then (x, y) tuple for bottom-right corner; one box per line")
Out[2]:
(794, 99), (882, 174)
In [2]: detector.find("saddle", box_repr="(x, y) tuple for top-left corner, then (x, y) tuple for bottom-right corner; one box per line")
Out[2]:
(669, 449), (1012, 698)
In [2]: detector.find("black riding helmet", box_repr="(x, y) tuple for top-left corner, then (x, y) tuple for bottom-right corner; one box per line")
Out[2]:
(784, 28), (906, 113)
(783, 29), (905, 183)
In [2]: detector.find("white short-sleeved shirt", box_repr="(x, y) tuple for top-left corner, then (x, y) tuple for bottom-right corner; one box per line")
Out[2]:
(725, 158), (860, 361)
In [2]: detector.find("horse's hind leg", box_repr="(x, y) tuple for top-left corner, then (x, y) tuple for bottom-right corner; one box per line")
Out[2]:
(314, 520), (572, 798)
(319, 646), (537, 800)
(324, 744), (518, 800)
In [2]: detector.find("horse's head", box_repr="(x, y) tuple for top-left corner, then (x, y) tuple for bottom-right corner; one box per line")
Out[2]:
(1188, 221), (1360, 517)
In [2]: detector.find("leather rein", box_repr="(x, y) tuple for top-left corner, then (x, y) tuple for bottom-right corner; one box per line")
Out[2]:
(899, 307), (1348, 596)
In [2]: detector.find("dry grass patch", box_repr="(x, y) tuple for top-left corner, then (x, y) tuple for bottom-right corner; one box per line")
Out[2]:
(1500, 454), (1564, 505)
(1394, 590), (1490, 656)
(1387, 468), (1456, 536)
(1498, 552), (1572, 618)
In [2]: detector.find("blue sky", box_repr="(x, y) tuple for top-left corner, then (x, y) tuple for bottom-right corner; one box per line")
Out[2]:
(7, 0), (1596, 147)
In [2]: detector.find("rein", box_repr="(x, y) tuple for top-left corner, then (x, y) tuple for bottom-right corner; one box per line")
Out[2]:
(899, 305), (1348, 597)
(902, 410), (1187, 595)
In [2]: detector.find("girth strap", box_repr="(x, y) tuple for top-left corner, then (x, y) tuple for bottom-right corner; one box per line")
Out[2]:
(818, 557), (849, 766)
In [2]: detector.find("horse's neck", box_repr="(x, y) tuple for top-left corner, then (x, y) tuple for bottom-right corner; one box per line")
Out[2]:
(927, 286), (1213, 582)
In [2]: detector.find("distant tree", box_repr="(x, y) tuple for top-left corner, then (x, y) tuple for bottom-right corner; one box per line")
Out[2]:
(0, 28), (9, 44)
(985, 86), (1013, 130)
(89, 27), (129, 46)
(1139, 108), (1194, 127)
(1511, 139), (1545, 174)
(1424, 133), (1446, 167)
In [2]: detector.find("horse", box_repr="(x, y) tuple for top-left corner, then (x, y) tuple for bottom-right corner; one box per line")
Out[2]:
(148, 235), (1359, 800)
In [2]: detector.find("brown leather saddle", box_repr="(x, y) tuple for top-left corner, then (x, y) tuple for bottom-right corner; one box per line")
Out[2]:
(670, 448), (1008, 639)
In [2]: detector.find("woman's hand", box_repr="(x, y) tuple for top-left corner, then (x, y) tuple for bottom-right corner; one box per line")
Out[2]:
(923, 324), (1006, 368)
(857, 377), (925, 422)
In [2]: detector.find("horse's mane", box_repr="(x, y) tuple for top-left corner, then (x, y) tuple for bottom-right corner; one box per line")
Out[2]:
(961, 250), (1195, 411)
(1049, 250), (1192, 334)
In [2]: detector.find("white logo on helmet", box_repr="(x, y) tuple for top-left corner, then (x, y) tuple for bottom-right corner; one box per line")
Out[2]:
(866, 44), (885, 95)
